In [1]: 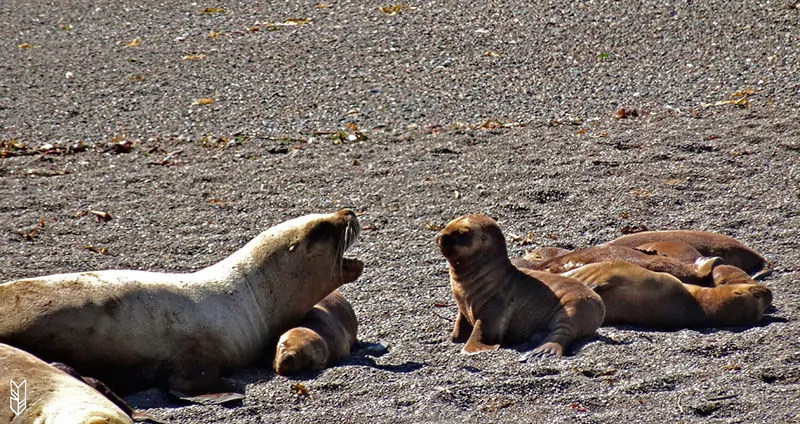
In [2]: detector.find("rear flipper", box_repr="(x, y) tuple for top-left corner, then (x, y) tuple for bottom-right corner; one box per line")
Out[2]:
(695, 256), (723, 278)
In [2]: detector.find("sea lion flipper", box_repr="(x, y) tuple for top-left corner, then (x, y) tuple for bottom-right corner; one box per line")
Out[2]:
(751, 266), (774, 280)
(518, 342), (561, 362)
(695, 256), (723, 278)
(461, 320), (500, 355)
(452, 311), (473, 342)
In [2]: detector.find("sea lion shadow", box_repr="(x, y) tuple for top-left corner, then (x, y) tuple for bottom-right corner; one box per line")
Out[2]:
(124, 369), (270, 410)
(340, 355), (426, 373)
(509, 333), (631, 359)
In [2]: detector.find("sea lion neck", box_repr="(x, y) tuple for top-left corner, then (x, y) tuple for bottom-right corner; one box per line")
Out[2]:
(449, 255), (514, 289)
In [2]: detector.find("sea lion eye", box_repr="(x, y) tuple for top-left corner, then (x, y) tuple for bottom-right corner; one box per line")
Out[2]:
(454, 231), (473, 245)
(307, 222), (335, 246)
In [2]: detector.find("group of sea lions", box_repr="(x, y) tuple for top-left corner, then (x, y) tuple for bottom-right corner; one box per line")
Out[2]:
(0, 210), (363, 422)
(0, 210), (776, 422)
(437, 214), (774, 359)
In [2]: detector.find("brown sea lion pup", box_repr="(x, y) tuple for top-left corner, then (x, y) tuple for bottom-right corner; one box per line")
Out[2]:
(563, 261), (773, 329)
(273, 290), (358, 375)
(0, 343), (132, 423)
(534, 245), (721, 286)
(0, 210), (363, 396)
(436, 215), (605, 359)
(605, 230), (773, 278)
(712, 264), (760, 286)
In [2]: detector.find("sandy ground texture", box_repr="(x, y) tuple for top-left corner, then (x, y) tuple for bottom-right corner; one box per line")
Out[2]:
(2, 0), (799, 423)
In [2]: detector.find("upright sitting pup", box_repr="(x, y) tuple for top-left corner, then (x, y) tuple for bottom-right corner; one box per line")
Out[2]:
(436, 214), (605, 359)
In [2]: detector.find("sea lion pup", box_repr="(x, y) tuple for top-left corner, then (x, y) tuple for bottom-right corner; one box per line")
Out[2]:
(0, 210), (363, 395)
(533, 245), (721, 286)
(0, 343), (132, 424)
(712, 264), (760, 286)
(273, 290), (358, 375)
(563, 261), (773, 328)
(436, 215), (605, 358)
(605, 230), (773, 278)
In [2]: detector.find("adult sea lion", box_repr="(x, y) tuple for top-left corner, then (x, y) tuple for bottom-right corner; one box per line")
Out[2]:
(563, 261), (773, 329)
(531, 245), (721, 286)
(0, 210), (363, 395)
(632, 240), (704, 263)
(437, 215), (605, 358)
(273, 290), (358, 375)
(0, 343), (132, 424)
(605, 230), (773, 278)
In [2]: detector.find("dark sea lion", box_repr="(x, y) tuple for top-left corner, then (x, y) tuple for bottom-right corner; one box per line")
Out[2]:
(534, 245), (721, 286)
(0, 210), (363, 395)
(605, 230), (773, 278)
(563, 261), (773, 329)
(0, 343), (132, 423)
(437, 215), (605, 358)
(273, 290), (358, 375)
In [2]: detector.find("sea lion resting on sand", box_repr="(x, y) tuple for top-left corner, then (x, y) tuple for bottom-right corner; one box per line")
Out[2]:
(563, 261), (772, 329)
(437, 214), (605, 358)
(605, 230), (773, 278)
(273, 290), (358, 375)
(529, 245), (721, 286)
(0, 210), (363, 395)
(0, 343), (132, 424)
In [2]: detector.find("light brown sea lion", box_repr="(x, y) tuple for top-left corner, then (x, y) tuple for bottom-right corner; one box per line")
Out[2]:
(712, 264), (759, 286)
(0, 343), (132, 423)
(436, 215), (605, 359)
(563, 261), (773, 329)
(533, 245), (721, 286)
(632, 240), (704, 263)
(0, 210), (363, 395)
(273, 290), (358, 375)
(605, 230), (773, 278)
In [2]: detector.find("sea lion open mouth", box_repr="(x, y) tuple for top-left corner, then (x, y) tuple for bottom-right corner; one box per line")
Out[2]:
(335, 211), (364, 283)
(0, 210), (368, 396)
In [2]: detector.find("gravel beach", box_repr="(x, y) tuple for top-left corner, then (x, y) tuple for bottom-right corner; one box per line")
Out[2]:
(1, 1), (799, 422)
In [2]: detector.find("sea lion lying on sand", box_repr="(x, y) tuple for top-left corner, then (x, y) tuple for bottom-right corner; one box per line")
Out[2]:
(0, 210), (363, 395)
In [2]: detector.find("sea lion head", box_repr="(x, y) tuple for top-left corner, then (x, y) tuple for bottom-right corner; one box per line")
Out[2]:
(273, 328), (330, 375)
(436, 214), (507, 266)
(712, 264), (756, 286)
(708, 284), (773, 325)
(254, 209), (364, 288)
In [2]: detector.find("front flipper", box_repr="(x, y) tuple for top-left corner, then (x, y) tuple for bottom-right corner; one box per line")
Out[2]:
(462, 319), (500, 354)
(519, 341), (564, 362)
(452, 311), (473, 343)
